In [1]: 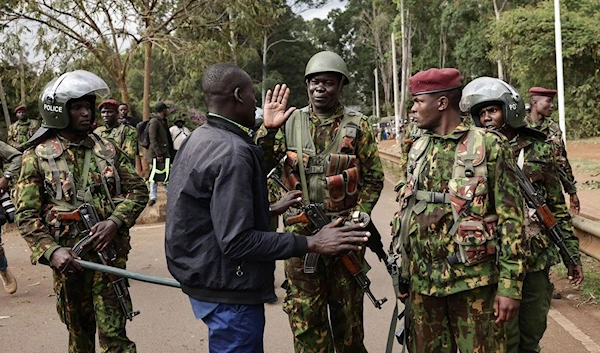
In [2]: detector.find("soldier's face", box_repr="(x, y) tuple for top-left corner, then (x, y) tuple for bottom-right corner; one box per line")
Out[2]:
(307, 73), (343, 113)
(67, 98), (92, 134)
(101, 107), (119, 126)
(411, 94), (441, 130)
(118, 105), (129, 119)
(16, 110), (26, 120)
(533, 96), (554, 116)
(478, 104), (504, 130)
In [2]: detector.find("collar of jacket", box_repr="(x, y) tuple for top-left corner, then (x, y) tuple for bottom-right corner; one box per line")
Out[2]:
(56, 132), (96, 149)
(424, 119), (471, 140)
(206, 114), (254, 145)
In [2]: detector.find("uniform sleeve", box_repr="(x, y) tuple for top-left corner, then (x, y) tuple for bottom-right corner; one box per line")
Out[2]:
(122, 126), (138, 163)
(542, 145), (581, 265)
(7, 124), (17, 148)
(256, 124), (287, 173)
(354, 117), (384, 215)
(107, 146), (148, 229)
(551, 127), (577, 194)
(15, 149), (59, 265)
(488, 135), (526, 299)
(0, 141), (22, 177)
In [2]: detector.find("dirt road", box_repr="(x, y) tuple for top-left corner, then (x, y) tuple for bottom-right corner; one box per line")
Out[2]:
(1, 180), (600, 352)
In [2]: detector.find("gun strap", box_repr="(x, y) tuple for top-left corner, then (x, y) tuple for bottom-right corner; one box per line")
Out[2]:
(79, 148), (91, 198)
(295, 115), (310, 203)
(386, 272), (401, 353)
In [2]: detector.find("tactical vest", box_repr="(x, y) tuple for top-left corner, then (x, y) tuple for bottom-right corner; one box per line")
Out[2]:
(96, 124), (127, 149)
(393, 128), (499, 279)
(284, 106), (363, 213)
(35, 134), (121, 214)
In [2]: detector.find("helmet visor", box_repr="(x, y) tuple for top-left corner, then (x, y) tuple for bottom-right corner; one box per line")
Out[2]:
(41, 70), (110, 105)
(460, 77), (510, 113)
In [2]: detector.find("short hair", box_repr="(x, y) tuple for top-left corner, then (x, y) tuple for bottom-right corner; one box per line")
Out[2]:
(201, 63), (251, 105)
(433, 87), (462, 111)
(118, 103), (129, 108)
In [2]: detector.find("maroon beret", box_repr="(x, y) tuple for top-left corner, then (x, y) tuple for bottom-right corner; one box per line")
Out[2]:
(409, 68), (462, 96)
(98, 99), (119, 110)
(529, 87), (557, 99)
(13, 105), (27, 113)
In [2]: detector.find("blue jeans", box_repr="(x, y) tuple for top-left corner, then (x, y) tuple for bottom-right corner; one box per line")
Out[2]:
(0, 234), (7, 271)
(149, 183), (167, 201)
(189, 298), (265, 353)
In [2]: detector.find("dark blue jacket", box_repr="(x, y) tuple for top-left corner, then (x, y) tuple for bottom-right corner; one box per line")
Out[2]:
(165, 115), (308, 304)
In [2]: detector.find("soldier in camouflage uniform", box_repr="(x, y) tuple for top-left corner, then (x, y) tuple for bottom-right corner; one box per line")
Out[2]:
(391, 68), (526, 353)
(8, 105), (41, 152)
(94, 99), (139, 162)
(258, 51), (384, 353)
(0, 140), (22, 294)
(15, 70), (148, 353)
(462, 77), (583, 353)
(526, 87), (579, 215)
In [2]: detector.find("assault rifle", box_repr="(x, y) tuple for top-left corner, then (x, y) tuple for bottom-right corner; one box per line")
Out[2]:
(267, 166), (388, 309)
(57, 203), (141, 320)
(514, 165), (580, 265)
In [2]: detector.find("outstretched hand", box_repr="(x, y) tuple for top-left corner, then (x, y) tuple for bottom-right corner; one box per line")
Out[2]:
(263, 84), (296, 129)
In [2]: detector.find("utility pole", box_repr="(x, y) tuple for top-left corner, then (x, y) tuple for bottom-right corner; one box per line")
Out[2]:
(373, 68), (380, 118)
(554, 0), (567, 145)
(391, 32), (399, 140)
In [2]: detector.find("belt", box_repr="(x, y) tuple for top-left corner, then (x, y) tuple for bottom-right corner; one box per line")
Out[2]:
(415, 190), (451, 204)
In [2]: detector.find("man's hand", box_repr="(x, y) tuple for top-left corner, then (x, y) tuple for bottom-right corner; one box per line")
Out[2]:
(50, 247), (83, 273)
(263, 84), (296, 129)
(0, 177), (9, 194)
(569, 193), (580, 215)
(307, 218), (370, 255)
(493, 295), (520, 324)
(567, 264), (584, 285)
(270, 190), (302, 216)
(397, 291), (409, 303)
(85, 220), (119, 252)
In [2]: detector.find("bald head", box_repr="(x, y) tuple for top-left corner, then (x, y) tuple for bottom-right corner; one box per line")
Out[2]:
(202, 63), (252, 108)
(202, 63), (257, 127)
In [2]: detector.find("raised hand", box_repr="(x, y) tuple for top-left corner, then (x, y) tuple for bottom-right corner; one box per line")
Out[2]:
(263, 84), (296, 129)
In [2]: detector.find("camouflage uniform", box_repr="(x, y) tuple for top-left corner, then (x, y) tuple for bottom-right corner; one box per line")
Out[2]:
(94, 122), (139, 163)
(15, 132), (148, 353)
(259, 103), (384, 353)
(7, 118), (41, 149)
(393, 121), (526, 353)
(505, 133), (580, 353)
(528, 117), (577, 195)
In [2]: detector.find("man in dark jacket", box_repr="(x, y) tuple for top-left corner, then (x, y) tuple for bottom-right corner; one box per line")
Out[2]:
(165, 63), (370, 353)
(147, 102), (174, 206)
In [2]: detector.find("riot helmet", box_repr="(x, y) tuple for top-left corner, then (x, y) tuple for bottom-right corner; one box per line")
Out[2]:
(39, 70), (110, 129)
(460, 77), (526, 129)
(305, 51), (350, 85)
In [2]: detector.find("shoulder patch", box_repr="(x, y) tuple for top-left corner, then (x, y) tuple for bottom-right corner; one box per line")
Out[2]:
(92, 135), (117, 159)
(35, 137), (64, 159)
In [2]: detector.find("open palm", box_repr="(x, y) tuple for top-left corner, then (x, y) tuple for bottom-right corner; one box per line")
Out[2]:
(263, 84), (296, 129)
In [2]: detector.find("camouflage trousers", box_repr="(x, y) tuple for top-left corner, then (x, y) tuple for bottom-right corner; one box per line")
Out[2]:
(506, 268), (553, 353)
(282, 250), (368, 353)
(409, 285), (506, 353)
(53, 255), (136, 353)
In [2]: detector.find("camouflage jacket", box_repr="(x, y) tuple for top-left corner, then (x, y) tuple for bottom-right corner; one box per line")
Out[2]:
(15, 132), (148, 265)
(258, 104), (384, 234)
(0, 140), (22, 179)
(8, 119), (41, 148)
(94, 122), (138, 162)
(397, 121), (525, 299)
(510, 132), (580, 271)
(528, 117), (577, 194)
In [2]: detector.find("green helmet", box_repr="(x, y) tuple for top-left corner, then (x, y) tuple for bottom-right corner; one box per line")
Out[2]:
(460, 77), (526, 129)
(305, 51), (350, 85)
(39, 70), (110, 129)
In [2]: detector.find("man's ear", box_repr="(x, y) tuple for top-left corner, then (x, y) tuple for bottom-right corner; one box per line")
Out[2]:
(437, 96), (449, 111)
(234, 87), (243, 103)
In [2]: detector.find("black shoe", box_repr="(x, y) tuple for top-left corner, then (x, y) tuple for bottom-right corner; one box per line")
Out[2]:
(148, 199), (156, 206)
(552, 291), (562, 299)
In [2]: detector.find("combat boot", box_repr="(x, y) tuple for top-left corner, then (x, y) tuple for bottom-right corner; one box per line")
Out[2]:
(0, 268), (17, 294)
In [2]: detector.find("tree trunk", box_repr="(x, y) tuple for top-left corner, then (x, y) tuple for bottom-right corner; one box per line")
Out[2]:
(0, 78), (11, 130)
(228, 8), (237, 65)
(493, 0), (506, 80)
(261, 30), (268, 107)
(18, 45), (26, 105)
(399, 0), (408, 126)
(118, 72), (130, 106)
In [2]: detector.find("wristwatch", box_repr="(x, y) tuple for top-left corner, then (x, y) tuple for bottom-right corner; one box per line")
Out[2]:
(3, 174), (11, 180)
